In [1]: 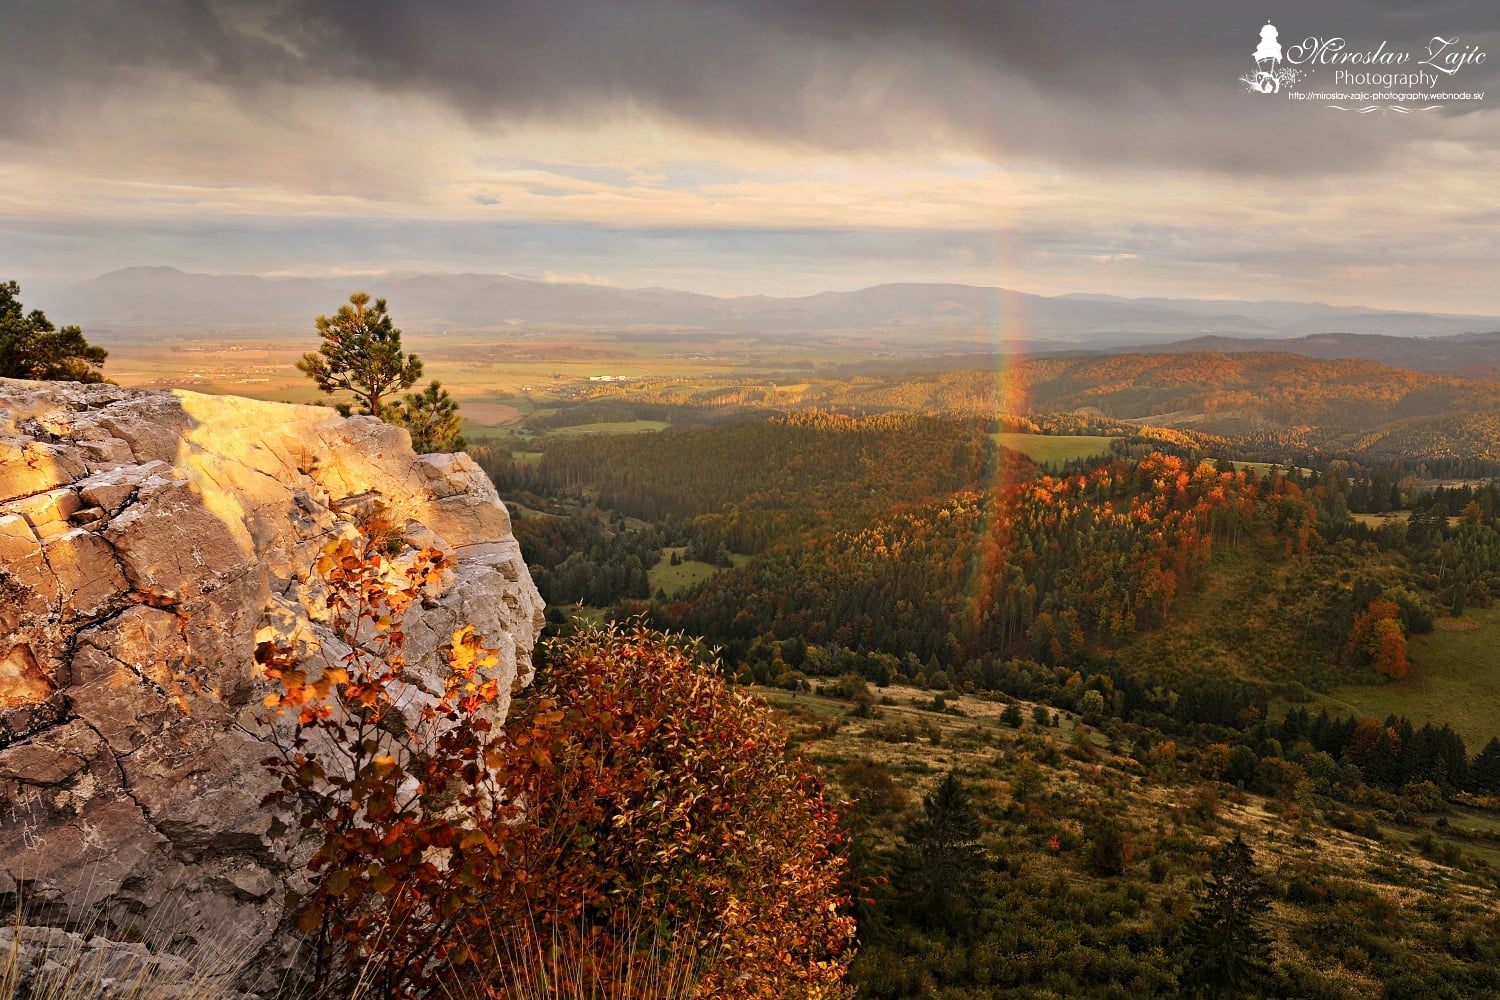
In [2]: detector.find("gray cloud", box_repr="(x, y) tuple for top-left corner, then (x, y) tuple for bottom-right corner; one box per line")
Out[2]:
(6, 0), (1498, 173)
(2, 217), (1001, 278)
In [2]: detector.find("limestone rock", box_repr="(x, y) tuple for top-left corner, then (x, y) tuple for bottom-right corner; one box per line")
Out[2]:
(0, 379), (545, 988)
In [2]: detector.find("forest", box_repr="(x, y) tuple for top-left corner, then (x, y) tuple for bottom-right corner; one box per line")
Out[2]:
(476, 356), (1500, 997)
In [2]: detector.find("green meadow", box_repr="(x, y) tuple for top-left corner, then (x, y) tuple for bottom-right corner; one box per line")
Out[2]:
(647, 548), (750, 597)
(1325, 604), (1500, 749)
(989, 432), (1118, 468)
(648, 548), (724, 596)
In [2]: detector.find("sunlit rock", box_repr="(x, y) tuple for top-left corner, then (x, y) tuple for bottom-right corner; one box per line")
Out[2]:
(0, 378), (544, 988)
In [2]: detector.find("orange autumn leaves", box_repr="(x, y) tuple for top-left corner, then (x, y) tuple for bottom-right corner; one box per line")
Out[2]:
(1348, 598), (1411, 680)
(259, 519), (854, 999)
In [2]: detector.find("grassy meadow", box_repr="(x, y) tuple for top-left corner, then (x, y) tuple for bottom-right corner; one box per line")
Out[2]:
(989, 431), (1117, 468)
(648, 548), (724, 597)
(1327, 605), (1500, 749)
(1350, 511), (1459, 529)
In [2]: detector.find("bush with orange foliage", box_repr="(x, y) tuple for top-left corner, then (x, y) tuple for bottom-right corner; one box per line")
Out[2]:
(258, 526), (523, 995)
(260, 521), (854, 999)
(500, 622), (856, 1000)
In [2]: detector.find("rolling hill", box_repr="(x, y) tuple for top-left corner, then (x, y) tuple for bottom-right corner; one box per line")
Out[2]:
(1000, 352), (1500, 465)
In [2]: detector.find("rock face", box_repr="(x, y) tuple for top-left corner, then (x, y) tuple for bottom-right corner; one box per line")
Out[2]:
(0, 379), (545, 984)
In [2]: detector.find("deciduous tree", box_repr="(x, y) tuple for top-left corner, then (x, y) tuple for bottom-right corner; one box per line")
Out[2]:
(1348, 598), (1409, 679)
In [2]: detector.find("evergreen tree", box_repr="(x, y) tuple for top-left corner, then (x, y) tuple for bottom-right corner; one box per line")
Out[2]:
(1470, 737), (1500, 795)
(0, 280), (107, 383)
(391, 380), (465, 453)
(1183, 834), (1273, 998)
(297, 292), (422, 416)
(895, 771), (986, 929)
(1086, 818), (1129, 876)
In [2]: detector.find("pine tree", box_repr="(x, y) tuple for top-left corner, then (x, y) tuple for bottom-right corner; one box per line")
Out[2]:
(0, 280), (107, 383)
(297, 292), (422, 416)
(390, 380), (465, 453)
(1183, 834), (1273, 997)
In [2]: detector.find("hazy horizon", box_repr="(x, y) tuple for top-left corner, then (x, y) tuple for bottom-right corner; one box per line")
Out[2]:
(30, 263), (1500, 321)
(5, 2), (1500, 312)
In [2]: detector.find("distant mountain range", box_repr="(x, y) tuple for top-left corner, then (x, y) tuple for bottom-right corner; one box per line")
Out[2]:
(33, 267), (1500, 349)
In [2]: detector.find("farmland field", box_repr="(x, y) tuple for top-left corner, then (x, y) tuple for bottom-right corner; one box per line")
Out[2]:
(547, 419), (671, 436)
(92, 328), (842, 434)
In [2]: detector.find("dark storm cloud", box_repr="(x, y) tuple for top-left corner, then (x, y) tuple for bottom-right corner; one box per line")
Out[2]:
(5, 0), (1499, 171)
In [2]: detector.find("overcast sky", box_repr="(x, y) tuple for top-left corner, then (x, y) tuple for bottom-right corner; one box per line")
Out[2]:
(3, 0), (1499, 309)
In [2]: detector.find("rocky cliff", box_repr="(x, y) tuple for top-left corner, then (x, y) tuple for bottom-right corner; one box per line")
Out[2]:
(0, 379), (544, 982)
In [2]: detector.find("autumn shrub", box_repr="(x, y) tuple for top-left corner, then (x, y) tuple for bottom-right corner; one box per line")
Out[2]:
(259, 526), (511, 996)
(260, 522), (854, 999)
(495, 622), (857, 1000)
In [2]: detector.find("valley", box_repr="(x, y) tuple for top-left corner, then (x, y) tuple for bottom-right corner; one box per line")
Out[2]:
(457, 335), (1500, 996)
(12, 3), (1500, 994)
(26, 313), (1500, 997)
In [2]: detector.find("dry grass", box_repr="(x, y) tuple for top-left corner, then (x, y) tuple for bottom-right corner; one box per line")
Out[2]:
(1, 912), (710, 1000)
(0, 923), (255, 1000)
(423, 906), (717, 1000)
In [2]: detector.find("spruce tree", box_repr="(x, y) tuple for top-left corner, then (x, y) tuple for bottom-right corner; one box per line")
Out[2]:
(1470, 737), (1500, 795)
(1183, 833), (1273, 997)
(896, 771), (986, 929)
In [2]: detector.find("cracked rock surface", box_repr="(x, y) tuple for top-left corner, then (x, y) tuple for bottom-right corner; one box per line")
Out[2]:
(0, 379), (545, 986)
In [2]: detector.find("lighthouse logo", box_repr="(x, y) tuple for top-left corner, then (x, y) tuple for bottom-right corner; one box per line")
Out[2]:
(1241, 23), (1301, 93)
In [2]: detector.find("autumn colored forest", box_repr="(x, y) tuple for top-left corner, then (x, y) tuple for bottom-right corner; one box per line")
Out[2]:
(19, 307), (1500, 995)
(471, 349), (1500, 997)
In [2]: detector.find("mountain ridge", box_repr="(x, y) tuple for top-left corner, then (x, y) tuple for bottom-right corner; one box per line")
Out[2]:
(35, 267), (1500, 344)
